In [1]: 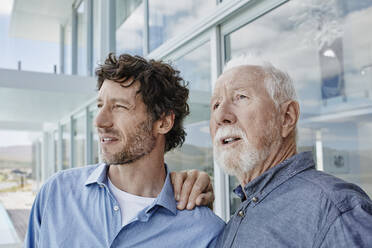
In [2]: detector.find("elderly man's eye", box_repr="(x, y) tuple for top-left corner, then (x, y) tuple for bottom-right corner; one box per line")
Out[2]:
(237, 94), (247, 100)
(97, 104), (103, 108)
(213, 103), (220, 110)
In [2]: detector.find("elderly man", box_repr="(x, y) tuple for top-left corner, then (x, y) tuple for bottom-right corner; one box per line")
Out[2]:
(25, 54), (224, 247)
(174, 55), (372, 247)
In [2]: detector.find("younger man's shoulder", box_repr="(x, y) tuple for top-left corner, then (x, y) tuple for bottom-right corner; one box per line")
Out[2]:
(177, 205), (226, 229)
(54, 164), (102, 180)
(173, 206), (225, 245)
(42, 163), (104, 190)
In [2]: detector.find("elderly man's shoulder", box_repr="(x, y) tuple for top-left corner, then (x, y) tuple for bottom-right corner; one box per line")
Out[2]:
(295, 168), (372, 213)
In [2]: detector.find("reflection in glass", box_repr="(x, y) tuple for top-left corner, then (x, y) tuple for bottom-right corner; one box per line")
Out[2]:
(149, 0), (216, 52)
(224, 0), (372, 215)
(61, 123), (70, 170)
(164, 42), (213, 178)
(116, 0), (143, 55)
(73, 115), (86, 167)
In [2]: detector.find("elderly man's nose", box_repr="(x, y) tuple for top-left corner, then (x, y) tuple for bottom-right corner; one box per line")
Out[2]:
(215, 104), (236, 125)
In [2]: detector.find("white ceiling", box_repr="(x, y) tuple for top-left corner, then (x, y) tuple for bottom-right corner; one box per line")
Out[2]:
(9, 0), (75, 42)
(0, 68), (97, 131)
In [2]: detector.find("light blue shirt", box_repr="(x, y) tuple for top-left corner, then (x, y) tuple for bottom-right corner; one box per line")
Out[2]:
(25, 164), (225, 247)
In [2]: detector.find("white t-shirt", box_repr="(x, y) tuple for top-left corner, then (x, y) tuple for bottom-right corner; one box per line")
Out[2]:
(108, 179), (156, 226)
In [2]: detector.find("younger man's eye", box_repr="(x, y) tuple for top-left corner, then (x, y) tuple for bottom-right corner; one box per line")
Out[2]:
(115, 104), (127, 109)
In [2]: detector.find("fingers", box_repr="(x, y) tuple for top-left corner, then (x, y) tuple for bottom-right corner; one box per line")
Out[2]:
(195, 183), (214, 210)
(186, 171), (211, 210)
(177, 170), (198, 210)
(170, 171), (187, 202)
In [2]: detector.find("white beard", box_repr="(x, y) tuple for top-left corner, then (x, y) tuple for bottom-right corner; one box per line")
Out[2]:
(213, 126), (270, 177)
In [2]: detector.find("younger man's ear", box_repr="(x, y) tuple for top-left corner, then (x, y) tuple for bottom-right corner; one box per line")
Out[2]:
(280, 100), (300, 138)
(156, 112), (175, 134)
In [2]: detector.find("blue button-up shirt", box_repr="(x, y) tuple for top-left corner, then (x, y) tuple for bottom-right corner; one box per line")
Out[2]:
(216, 151), (372, 247)
(25, 164), (225, 247)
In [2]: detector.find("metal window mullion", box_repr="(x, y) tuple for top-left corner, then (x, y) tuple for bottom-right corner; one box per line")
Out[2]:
(220, 0), (288, 36)
(108, 0), (116, 53)
(59, 25), (65, 74)
(69, 116), (75, 168)
(219, 18), (232, 222)
(57, 123), (63, 171)
(50, 132), (55, 176)
(224, 174), (231, 221)
(210, 25), (228, 221)
(41, 132), (49, 183)
(143, 0), (149, 56)
(71, 6), (78, 75)
(99, 0), (108, 61)
(35, 140), (41, 190)
(316, 130), (324, 171)
(86, 0), (93, 76)
(85, 107), (92, 165)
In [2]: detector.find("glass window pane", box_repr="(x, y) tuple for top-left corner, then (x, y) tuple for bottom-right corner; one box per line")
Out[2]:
(93, 0), (101, 69)
(61, 123), (70, 170)
(149, 0), (216, 52)
(116, 0), (143, 55)
(73, 115), (86, 167)
(89, 109), (100, 164)
(77, 2), (87, 75)
(64, 24), (72, 74)
(224, 0), (372, 215)
(165, 42), (213, 178)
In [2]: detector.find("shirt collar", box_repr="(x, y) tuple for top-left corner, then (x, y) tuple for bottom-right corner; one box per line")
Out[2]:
(147, 164), (177, 215)
(84, 163), (177, 215)
(233, 151), (315, 202)
(84, 163), (109, 186)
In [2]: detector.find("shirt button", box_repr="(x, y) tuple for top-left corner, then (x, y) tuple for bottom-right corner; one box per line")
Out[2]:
(99, 184), (104, 188)
(113, 205), (119, 211)
(252, 197), (258, 203)
(238, 210), (245, 217)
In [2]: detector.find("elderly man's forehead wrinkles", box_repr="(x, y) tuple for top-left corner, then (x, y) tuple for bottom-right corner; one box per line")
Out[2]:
(213, 78), (230, 98)
(239, 67), (265, 81)
(212, 65), (265, 98)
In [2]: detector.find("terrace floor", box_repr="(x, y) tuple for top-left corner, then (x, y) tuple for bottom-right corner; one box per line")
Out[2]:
(0, 190), (34, 247)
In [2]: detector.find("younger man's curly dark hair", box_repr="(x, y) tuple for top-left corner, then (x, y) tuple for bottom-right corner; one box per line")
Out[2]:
(95, 53), (189, 152)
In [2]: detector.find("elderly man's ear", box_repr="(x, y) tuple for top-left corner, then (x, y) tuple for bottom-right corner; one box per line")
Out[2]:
(280, 100), (300, 139)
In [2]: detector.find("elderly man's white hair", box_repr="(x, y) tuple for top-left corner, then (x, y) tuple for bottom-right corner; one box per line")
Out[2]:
(224, 54), (297, 107)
